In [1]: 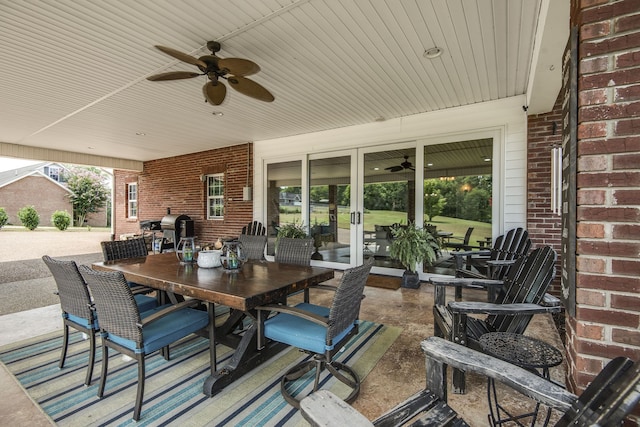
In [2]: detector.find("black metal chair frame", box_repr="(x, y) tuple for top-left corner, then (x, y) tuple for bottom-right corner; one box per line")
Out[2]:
(443, 227), (474, 252)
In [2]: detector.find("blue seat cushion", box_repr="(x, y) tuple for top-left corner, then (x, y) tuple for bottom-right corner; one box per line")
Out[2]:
(107, 305), (209, 354)
(65, 313), (98, 330)
(263, 303), (354, 354)
(134, 294), (158, 312)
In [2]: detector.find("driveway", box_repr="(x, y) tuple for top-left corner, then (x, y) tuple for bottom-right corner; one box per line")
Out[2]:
(0, 228), (111, 315)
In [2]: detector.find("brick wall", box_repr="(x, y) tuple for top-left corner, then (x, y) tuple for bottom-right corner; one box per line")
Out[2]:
(527, 95), (564, 296)
(113, 144), (254, 244)
(568, 0), (640, 421)
(0, 176), (73, 227)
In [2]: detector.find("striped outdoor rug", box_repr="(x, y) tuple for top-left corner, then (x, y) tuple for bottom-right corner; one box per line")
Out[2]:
(0, 320), (400, 426)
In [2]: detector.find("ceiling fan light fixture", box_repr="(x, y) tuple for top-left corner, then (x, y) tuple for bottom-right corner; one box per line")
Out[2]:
(423, 47), (443, 59)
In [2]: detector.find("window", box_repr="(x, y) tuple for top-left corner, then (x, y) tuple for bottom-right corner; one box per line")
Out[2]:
(207, 174), (224, 219)
(127, 183), (138, 218)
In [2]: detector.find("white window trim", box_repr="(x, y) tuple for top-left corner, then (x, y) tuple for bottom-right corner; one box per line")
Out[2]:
(127, 182), (138, 219)
(207, 173), (225, 220)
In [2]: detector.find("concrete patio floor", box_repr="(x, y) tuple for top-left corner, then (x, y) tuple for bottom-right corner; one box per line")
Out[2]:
(0, 229), (566, 426)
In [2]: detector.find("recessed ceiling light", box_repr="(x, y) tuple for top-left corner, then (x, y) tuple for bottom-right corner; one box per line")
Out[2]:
(212, 111), (224, 117)
(373, 167), (380, 171)
(427, 163), (433, 167)
(423, 47), (443, 59)
(484, 157), (492, 162)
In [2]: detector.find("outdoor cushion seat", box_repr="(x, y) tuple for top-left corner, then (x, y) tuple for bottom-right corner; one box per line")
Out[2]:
(42, 255), (158, 387)
(107, 304), (209, 354)
(257, 259), (373, 408)
(263, 302), (354, 354)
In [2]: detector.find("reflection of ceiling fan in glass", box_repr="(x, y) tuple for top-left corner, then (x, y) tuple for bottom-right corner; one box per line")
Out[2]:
(146, 41), (274, 105)
(385, 155), (415, 172)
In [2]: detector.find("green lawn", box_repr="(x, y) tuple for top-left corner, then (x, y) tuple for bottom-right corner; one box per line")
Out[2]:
(280, 209), (492, 244)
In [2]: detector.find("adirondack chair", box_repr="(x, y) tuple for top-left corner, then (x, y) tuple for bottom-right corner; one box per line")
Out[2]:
(300, 337), (640, 427)
(429, 246), (561, 393)
(241, 220), (266, 236)
(443, 227), (474, 252)
(451, 227), (532, 302)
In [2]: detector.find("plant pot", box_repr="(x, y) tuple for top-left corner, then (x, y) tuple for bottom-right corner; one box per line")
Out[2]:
(401, 270), (421, 289)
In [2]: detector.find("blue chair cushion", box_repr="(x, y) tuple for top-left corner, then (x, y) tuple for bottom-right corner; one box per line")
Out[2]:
(108, 305), (209, 354)
(134, 294), (158, 312)
(263, 303), (355, 354)
(65, 313), (98, 330)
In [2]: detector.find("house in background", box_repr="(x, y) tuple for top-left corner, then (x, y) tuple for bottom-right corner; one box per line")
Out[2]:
(0, 162), (108, 228)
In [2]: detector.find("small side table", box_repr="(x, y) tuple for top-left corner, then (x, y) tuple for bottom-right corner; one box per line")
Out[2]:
(479, 332), (563, 427)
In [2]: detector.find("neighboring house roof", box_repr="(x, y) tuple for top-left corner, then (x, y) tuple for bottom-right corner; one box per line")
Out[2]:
(0, 162), (72, 193)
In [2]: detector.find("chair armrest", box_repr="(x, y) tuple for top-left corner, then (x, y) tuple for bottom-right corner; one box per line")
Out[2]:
(448, 301), (563, 315)
(429, 277), (503, 289)
(256, 304), (329, 326)
(421, 337), (576, 412)
(543, 293), (562, 307)
(130, 285), (152, 295)
(301, 390), (373, 427)
(137, 299), (202, 327)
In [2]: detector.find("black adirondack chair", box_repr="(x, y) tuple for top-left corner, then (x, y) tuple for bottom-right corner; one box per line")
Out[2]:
(241, 220), (266, 236)
(429, 246), (561, 393)
(443, 227), (474, 252)
(300, 337), (640, 427)
(451, 227), (532, 302)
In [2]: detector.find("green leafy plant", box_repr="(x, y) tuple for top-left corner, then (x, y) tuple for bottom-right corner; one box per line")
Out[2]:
(389, 222), (439, 273)
(276, 220), (308, 239)
(0, 208), (8, 229)
(51, 210), (72, 231)
(17, 205), (39, 230)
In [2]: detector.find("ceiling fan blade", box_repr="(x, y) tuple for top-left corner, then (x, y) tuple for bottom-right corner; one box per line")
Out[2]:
(155, 45), (207, 69)
(203, 81), (227, 105)
(217, 58), (261, 76)
(385, 166), (403, 172)
(146, 71), (201, 81)
(227, 76), (274, 102)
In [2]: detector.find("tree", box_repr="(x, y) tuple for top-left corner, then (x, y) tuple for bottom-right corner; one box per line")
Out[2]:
(65, 167), (110, 227)
(424, 190), (447, 221)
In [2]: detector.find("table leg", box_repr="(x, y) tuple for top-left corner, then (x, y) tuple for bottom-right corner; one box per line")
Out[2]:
(202, 317), (289, 397)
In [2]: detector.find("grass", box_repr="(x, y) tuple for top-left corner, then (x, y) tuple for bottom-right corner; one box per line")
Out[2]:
(280, 209), (492, 243)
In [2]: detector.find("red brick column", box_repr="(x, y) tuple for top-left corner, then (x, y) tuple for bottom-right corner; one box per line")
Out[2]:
(569, 1), (640, 422)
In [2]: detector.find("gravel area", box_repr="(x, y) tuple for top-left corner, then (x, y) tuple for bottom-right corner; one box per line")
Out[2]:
(0, 228), (111, 315)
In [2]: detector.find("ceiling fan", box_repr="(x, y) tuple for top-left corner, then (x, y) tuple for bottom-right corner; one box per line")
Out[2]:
(385, 155), (415, 172)
(146, 41), (274, 105)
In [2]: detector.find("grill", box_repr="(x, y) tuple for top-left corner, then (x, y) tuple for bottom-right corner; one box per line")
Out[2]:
(139, 220), (161, 231)
(160, 214), (194, 251)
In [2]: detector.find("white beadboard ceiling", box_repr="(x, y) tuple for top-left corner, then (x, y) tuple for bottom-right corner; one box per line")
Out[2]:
(0, 0), (567, 168)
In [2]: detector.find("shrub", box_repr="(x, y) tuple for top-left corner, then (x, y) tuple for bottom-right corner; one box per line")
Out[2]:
(17, 205), (39, 230)
(51, 210), (72, 231)
(0, 208), (8, 228)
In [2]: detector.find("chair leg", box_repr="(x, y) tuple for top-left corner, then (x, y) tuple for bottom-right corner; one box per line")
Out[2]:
(133, 356), (145, 421)
(85, 331), (96, 386)
(59, 324), (69, 369)
(97, 342), (108, 398)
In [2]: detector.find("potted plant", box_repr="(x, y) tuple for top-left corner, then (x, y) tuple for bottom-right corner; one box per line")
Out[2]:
(389, 222), (439, 288)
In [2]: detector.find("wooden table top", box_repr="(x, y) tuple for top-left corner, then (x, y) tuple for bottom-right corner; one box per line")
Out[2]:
(93, 252), (335, 311)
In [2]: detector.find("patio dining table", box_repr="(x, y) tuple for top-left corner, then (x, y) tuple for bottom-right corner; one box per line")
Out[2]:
(93, 252), (335, 397)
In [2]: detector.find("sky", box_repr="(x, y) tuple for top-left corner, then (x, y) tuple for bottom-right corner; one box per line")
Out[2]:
(0, 157), (42, 172)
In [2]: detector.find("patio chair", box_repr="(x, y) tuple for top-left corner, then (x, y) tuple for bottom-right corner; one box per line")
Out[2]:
(428, 246), (561, 393)
(42, 255), (158, 386)
(452, 227), (532, 302)
(100, 238), (153, 294)
(443, 227), (474, 252)
(238, 233), (267, 260)
(274, 237), (314, 265)
(300, 337), (640, 427)
(241, 220), (266, 235)
(78, 265), (210, 421)
(256, 258), (373, 408)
